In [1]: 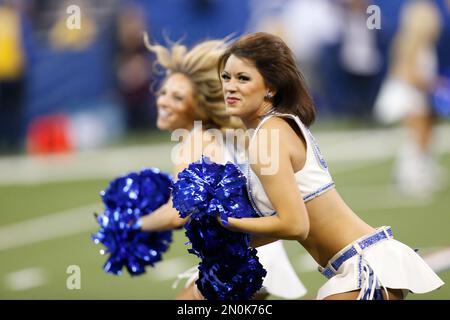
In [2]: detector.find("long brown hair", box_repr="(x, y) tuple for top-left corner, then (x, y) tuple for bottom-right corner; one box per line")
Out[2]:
(218, 32), (316, 127)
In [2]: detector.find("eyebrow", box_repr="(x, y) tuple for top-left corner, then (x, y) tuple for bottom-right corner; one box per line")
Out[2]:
(157, 88), (184, 96)
(222, 71), (250, 76)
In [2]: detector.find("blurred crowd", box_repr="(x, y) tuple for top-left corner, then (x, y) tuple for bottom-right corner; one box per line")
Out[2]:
(0, 0), (449, 155)
(250, 0), (450, 196)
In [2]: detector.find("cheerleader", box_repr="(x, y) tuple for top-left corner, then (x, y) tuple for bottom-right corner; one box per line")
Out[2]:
(374, 0), (446, 196)
(138, 35), (307, 300)
(218, 32), (444, 299)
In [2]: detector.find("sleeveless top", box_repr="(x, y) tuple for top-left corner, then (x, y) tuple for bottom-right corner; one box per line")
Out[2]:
(220, 120), (308, 299)
(229, 112), (335, 217)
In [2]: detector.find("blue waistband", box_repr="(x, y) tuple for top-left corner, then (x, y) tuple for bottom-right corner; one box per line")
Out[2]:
(319, 226), (394, 279)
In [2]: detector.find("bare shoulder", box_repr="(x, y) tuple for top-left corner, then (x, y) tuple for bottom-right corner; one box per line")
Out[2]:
(258, 116), (293, 133)
(250, 116), (306, 175)
(249, 117), (292, 175)
(251, 116), (292, 148)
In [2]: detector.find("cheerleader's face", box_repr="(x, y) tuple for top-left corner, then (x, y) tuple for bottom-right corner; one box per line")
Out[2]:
(156, 73), (196, 131)
(221, 54), (270, 123)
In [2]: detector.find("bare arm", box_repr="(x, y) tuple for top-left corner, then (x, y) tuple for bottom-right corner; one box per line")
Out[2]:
(250, 235), (279, 248)
(140, 127), (225, 231)
(138, 161), (190, 231)
(222, 118), (310, 241)
(139, 197), (189, 231)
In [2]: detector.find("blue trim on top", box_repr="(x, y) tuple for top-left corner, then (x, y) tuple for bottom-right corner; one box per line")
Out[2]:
(303, 182), (335, 202)
(306, 128), (329, 171)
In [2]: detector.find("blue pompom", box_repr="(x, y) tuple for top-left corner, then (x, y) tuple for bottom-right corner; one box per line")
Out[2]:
(197, 249), (267, 300)
(172, 156), (267, 300)
(92, 168), (173, 276)
(173, 158), (255, 224)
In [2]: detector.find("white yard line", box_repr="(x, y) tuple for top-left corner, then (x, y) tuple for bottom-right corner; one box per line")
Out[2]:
(0, 203), (193, 292)
(0, 144), (173, 185)
(150, 257), (194, 283)
(2, 258), (193, 292)
(0, 203), (101, 251)
(318, 124), (450, 162)
(1, 124), (449, 252)
(4, 267), (47, 291)
(0, 182), (436, 252)
(0, 125), (449, 185)
(422, 247), (450, 274)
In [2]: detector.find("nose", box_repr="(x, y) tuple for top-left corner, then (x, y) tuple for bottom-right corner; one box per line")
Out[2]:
(157, 94), (168, 109)
(223, 79), (237, 94)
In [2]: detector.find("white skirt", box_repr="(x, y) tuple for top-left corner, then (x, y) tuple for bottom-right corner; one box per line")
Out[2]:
(374, 78), (429, 124)
(256, 240), (307, 299)
(317, 228), (444, 300)
(176, 240), (307, 299)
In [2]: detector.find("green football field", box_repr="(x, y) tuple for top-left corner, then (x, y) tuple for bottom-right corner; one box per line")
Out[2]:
(1, 128), (449, 300)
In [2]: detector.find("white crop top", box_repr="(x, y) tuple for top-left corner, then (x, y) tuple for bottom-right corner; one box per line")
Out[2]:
(229, 113), (335, 217)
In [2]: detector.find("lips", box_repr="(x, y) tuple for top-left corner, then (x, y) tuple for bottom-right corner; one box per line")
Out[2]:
(226, 97), (240, 104)
(158, 108), (172, 118)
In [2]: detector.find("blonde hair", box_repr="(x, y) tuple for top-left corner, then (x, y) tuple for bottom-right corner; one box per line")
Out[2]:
(144, 33), (242, 130)
(398, 0), (441, 42)
(393, 0), (441, 56)
(390, 0), (441, 79)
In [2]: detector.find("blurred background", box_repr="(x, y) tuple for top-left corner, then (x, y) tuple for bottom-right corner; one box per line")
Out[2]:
(0, 0), (449, 299)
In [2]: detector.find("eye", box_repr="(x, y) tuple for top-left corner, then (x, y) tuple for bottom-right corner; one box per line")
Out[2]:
(173, 94), (183, 102)
(238, 75), (250, 82)
(156, 89), (166, 97)
(221, 73), (230, 81)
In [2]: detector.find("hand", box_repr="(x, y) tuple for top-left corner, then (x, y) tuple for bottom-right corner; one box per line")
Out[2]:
(129, 218), (142, 230)
(216, 215), (229, 228)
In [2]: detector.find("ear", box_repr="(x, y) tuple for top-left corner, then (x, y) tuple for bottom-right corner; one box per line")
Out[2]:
(264, 88), (276, 101)
(266, 84), (277, 96)
(269, 86), (277, 96)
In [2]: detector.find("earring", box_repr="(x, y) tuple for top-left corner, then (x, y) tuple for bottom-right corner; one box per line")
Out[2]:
(265, 91), (274, 100)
